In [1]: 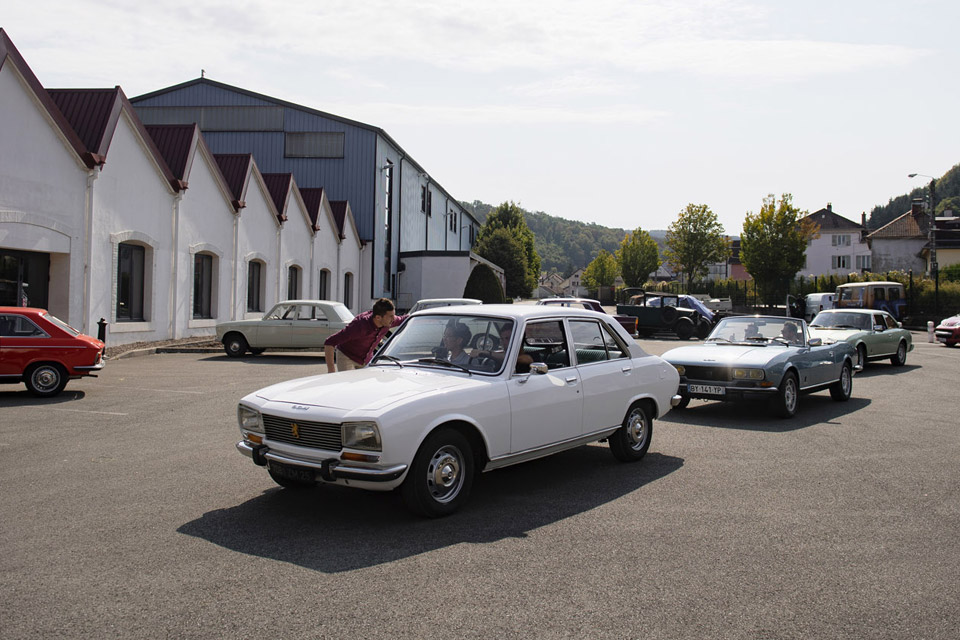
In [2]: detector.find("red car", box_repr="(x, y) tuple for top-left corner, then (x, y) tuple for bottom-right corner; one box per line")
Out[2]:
(0, 307), (105, 396)
(934, 313), (960, 347)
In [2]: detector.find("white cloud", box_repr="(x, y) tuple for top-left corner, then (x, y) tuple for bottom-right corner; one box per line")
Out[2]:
(314, 101), (668, 126)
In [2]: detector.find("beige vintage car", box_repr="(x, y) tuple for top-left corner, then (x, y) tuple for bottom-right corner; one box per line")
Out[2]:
(215, 300), (354, 357)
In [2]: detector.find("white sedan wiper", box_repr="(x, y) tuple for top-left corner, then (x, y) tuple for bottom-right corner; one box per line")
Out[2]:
(371, 354), (403, 368)
(416, 358), (472, 374)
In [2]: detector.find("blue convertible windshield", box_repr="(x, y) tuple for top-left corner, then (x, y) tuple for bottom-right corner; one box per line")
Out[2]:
(707, 317), (805, 346)
(376, 314), (515, 374)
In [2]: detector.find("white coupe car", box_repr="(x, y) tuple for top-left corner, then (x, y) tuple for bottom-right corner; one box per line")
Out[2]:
(215, 300), (354, 357)
(235, 305), (681, 516)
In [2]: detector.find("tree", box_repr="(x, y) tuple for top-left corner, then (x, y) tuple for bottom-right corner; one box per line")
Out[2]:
(462, 263), (505, 303)
(474, 227), (529, 298)
(740, 193), (819, 306)
(476, 201), (540, 294)
(581, 250), (619, 290)
(616, 228), (661, 287)
(663, 204), (728, 287)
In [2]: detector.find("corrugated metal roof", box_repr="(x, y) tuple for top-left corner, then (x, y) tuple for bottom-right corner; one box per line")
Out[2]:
(299, 187), (326, 230)
(213, 154), (252, 206)
(46, 88), (122, 158)
(145, 124), (197, 181)
(261, 173), (292, 222)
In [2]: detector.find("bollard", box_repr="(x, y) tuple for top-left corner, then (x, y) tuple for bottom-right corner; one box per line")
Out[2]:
(927, 320), (935, 343)
(97, 317), (108, 343)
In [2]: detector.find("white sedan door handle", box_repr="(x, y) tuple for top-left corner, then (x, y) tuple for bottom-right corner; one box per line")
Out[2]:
(621, 367), (632, 374)
(565, 376), (578, 385)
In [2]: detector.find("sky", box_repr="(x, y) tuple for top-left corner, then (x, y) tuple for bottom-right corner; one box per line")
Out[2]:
(4, 0), (959, 234)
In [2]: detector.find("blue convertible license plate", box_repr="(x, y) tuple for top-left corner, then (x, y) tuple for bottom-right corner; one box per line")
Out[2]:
(689, 384), (724, 395)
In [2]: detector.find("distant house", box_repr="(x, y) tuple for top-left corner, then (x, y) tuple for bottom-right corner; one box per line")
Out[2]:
(560, 268), (589, 297)
(865, 201), (928, 274)
(799, 204), (871, 277)
(705, 237), (750, 281)
(929, 211), (960, 272)
(533, 271), (564, 299)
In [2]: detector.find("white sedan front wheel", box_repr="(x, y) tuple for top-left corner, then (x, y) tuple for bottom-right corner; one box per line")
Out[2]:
(402, 428), (474, 517)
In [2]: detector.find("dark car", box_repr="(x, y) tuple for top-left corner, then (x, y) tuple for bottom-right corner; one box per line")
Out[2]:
(616, 289), (713, 340)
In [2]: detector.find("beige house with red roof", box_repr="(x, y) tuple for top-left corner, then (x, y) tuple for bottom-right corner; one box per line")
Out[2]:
(865, 202), (929, 274)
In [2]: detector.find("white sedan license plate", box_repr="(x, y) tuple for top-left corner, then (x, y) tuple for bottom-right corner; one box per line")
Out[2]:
(689, 384), (724, 396)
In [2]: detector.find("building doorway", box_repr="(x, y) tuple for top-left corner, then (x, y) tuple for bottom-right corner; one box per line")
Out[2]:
(0, 249), (50, 308)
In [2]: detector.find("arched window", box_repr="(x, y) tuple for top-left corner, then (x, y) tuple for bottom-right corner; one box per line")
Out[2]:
(117, 242), (145, 321)
(343, 272), (353, 309)
(193, 252), (216, 319)
(247, 260), (265, 312)
(318, 269), (331, 299)
(287, 265), (301, 300)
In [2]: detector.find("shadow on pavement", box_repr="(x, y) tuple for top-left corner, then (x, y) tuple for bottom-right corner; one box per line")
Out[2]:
(177, 446), (683, 572)
(854, 363), (920, 378)
(0, 388), (87, 406)
(197, 354), (325, 366)
(661, 395), (871, 432)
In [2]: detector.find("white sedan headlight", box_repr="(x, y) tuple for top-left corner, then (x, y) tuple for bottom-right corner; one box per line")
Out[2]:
(342, 421), (382, 451)
(732, 368), (764, 380)
(237, 404), (264, 433)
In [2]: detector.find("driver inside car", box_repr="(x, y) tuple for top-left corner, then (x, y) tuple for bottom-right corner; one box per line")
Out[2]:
(780, 321), (801, 345)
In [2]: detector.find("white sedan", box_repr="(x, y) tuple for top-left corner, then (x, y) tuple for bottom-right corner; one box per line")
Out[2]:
(235, 305), (681, 516)
(215, 300), (354, 357)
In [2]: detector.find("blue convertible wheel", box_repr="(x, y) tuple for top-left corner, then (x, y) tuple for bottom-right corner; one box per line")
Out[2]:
(772, 371), (799, 418)
(830, 362), (853, 401)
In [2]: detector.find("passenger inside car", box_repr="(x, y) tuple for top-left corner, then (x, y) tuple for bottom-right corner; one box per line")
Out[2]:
(441, 322), (472, 366)
(780, 322), (801, 345)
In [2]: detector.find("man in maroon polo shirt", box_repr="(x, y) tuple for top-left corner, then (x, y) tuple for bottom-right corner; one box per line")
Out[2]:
(323, 298), (406, 372)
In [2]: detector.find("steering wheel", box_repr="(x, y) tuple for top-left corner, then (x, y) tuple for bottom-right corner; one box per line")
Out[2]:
(470, 333), (499, 351)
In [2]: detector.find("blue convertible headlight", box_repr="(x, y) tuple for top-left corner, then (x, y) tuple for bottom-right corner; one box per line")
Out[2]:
(732, 368), (764, 380)
(342, 421), (382, 451)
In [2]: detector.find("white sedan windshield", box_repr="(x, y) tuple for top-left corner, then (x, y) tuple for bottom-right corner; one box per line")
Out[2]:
(377, 314), (514, 373)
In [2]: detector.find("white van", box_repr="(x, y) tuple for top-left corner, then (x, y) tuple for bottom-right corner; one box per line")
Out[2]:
(804, 293), (835, 323)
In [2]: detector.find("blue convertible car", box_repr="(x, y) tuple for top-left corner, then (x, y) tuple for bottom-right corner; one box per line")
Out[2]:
(661, 316), (856, 418)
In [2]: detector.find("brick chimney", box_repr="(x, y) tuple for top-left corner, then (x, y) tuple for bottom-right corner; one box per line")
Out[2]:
(861, 212), (866, 228)
(827, 203), (832, 212)
(911, 198), (925, 216)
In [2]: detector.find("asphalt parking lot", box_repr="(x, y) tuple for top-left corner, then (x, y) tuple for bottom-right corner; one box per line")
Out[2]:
(1, 335), (958, 639)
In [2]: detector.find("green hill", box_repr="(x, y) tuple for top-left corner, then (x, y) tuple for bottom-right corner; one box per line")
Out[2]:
(869, 163), (960, 229)
(463, 200), (666, 276)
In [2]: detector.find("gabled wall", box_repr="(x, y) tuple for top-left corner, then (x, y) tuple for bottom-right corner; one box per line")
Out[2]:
(0, 58), (88, 325)
(93, 110), (177, 341)
(234, 167), (281, 319)
(278, 180), (314, 302)
(176, 145), (237, 337)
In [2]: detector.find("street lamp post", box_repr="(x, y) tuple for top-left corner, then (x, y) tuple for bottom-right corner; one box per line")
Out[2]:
(908, 173), (938, 313)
